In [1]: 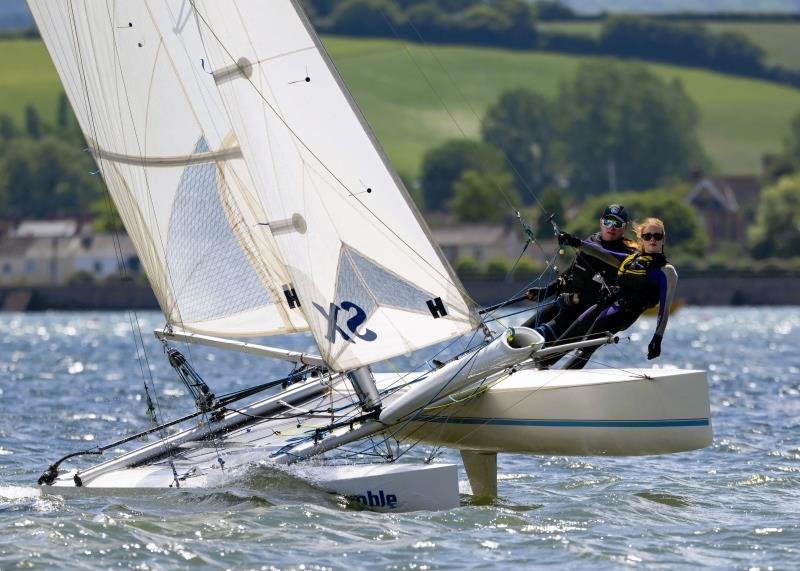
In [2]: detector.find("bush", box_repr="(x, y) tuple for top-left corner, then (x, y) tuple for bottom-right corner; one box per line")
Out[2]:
(454, 257), (482, 279)
(484, 258), (511, 281)
(450, 169), (518, 223)
(511, 259), (543, 281)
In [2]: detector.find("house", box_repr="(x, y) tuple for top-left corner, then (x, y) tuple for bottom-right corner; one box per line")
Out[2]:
(0, 237), (35, 285)
(9, 219), (80, 239)
(686, 175), (761, 251)
(0, 219), (140, 285)
(69, 234), (139, 280)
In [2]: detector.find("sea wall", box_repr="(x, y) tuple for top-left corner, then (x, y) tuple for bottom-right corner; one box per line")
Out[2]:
(0, 276), (798, 311)
(0, 284), (159, 311)
(463, 276), (800, 306)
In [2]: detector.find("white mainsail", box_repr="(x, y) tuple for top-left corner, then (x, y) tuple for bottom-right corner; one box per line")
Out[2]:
(192, 0), (479, 370)
(30, 1), (479, 371)
(28, 2), (308, 337)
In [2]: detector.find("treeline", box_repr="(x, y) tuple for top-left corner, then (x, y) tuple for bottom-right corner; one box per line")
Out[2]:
(306, 0), (540, 50)
(0, 95), (104, 219)
(542, 16), (800, 87)
(299, 0), (800, 88)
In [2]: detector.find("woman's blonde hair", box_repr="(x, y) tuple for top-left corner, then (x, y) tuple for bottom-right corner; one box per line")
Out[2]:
(633, 217), (666, 252)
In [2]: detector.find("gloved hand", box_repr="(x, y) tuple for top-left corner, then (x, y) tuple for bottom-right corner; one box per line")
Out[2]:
(647, 334), (662, 360)
(558, 231), (581, 248)
(558, 292), (580, 307)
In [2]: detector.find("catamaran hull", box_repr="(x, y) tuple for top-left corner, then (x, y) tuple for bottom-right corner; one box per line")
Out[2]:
(49, 462), (460, 512)
(403, 368), (711, 455)
(44, 367), (710, 510)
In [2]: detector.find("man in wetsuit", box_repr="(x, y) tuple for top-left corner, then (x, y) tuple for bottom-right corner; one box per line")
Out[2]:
(522, 204), (636, 348)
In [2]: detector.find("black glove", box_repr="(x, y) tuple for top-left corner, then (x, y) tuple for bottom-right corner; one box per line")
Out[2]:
(558, 292), (580, 307)
(558, 231), (581, 248)
(647, 334), (662, 360)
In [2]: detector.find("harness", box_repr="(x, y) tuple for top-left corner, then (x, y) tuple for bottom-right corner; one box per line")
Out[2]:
(563, 234), (633, 302)
(617, 252), (667, 309)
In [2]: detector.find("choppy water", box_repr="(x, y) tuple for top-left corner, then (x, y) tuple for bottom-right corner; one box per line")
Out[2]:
(0, 308), (799, 569)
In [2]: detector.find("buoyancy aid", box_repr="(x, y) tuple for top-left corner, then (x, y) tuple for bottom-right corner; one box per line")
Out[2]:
(564, 233), (635, 300)
(617, 252), (667, 308)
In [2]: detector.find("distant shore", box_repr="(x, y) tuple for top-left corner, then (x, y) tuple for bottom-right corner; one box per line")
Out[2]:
(1, 275), (797, 311)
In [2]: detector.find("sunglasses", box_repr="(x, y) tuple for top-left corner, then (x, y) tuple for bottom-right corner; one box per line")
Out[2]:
(601, 217), (625, 229)
(641, 232), (664, 241)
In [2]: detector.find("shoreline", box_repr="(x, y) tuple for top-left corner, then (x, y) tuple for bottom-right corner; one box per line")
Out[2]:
(0, 276), (797, 311)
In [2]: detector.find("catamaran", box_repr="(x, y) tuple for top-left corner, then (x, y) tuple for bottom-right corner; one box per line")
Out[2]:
(29, 0), (711, 511)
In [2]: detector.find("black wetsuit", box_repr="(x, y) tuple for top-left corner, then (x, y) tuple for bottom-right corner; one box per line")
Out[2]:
(522, 232), (636, 342)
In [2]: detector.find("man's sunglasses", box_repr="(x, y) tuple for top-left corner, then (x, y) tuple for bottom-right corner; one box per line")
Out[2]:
(642, 232), (664, 241)
(601, 217), (625, 229)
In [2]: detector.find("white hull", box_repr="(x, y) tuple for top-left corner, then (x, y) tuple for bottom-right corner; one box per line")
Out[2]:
(49, 461), (460, 512)
(45, 367), (710, 510)
(406, 368), (711, 455)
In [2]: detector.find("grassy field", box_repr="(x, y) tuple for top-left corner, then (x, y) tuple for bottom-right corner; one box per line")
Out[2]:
(538, 20), (800, 70)
(2, 37), (800, 176)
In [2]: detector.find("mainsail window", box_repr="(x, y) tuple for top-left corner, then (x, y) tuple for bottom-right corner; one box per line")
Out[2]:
(166, 138), (272, 323)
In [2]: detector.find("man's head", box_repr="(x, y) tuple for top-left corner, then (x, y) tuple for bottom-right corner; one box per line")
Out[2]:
(599, 204), (628, 241)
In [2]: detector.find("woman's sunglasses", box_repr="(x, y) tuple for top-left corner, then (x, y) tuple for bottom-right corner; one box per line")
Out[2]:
(642, 232), (664, 241)
(601, 217), (625, 229)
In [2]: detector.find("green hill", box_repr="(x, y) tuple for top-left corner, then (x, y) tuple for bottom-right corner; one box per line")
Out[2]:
(2, 37), (800, 176)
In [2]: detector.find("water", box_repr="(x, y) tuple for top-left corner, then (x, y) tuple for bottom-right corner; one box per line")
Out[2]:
(1, 308), (799, 569)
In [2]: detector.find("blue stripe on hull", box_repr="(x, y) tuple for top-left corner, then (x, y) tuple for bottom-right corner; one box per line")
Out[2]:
(416, 416), (710, 428)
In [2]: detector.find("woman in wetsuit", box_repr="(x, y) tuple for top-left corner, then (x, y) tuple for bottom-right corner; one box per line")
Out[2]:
(557, 217), (677, 369)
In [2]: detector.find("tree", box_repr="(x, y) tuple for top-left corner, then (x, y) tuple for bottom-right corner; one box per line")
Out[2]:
(535, 186), (564, 235)
(328, 0), (403, 36)
(481, 88), (558, 197)
(566, 187), (707, 256)
(533, 1), (576, 21)
(749, 175), (800, 259)
(404, 2), (449, 42)
(57, 92), (70, 131)
(784, 111), (800, 169)
(24, 104), (41, 139)
(419, 139), (507, 211)
(0, 114), (17, 141)
(558, 62), (709, 196)
(450, 168), (518, 223)
(0, 136), (103, 218)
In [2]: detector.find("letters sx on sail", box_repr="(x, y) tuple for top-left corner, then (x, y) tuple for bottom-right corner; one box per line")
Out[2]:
(29, 0), (479, 371)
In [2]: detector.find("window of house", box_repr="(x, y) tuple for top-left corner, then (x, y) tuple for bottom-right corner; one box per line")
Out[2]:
(93, 261), (104, 274)
(24, 260), (35, 275)
(2, 263), (10, 275)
